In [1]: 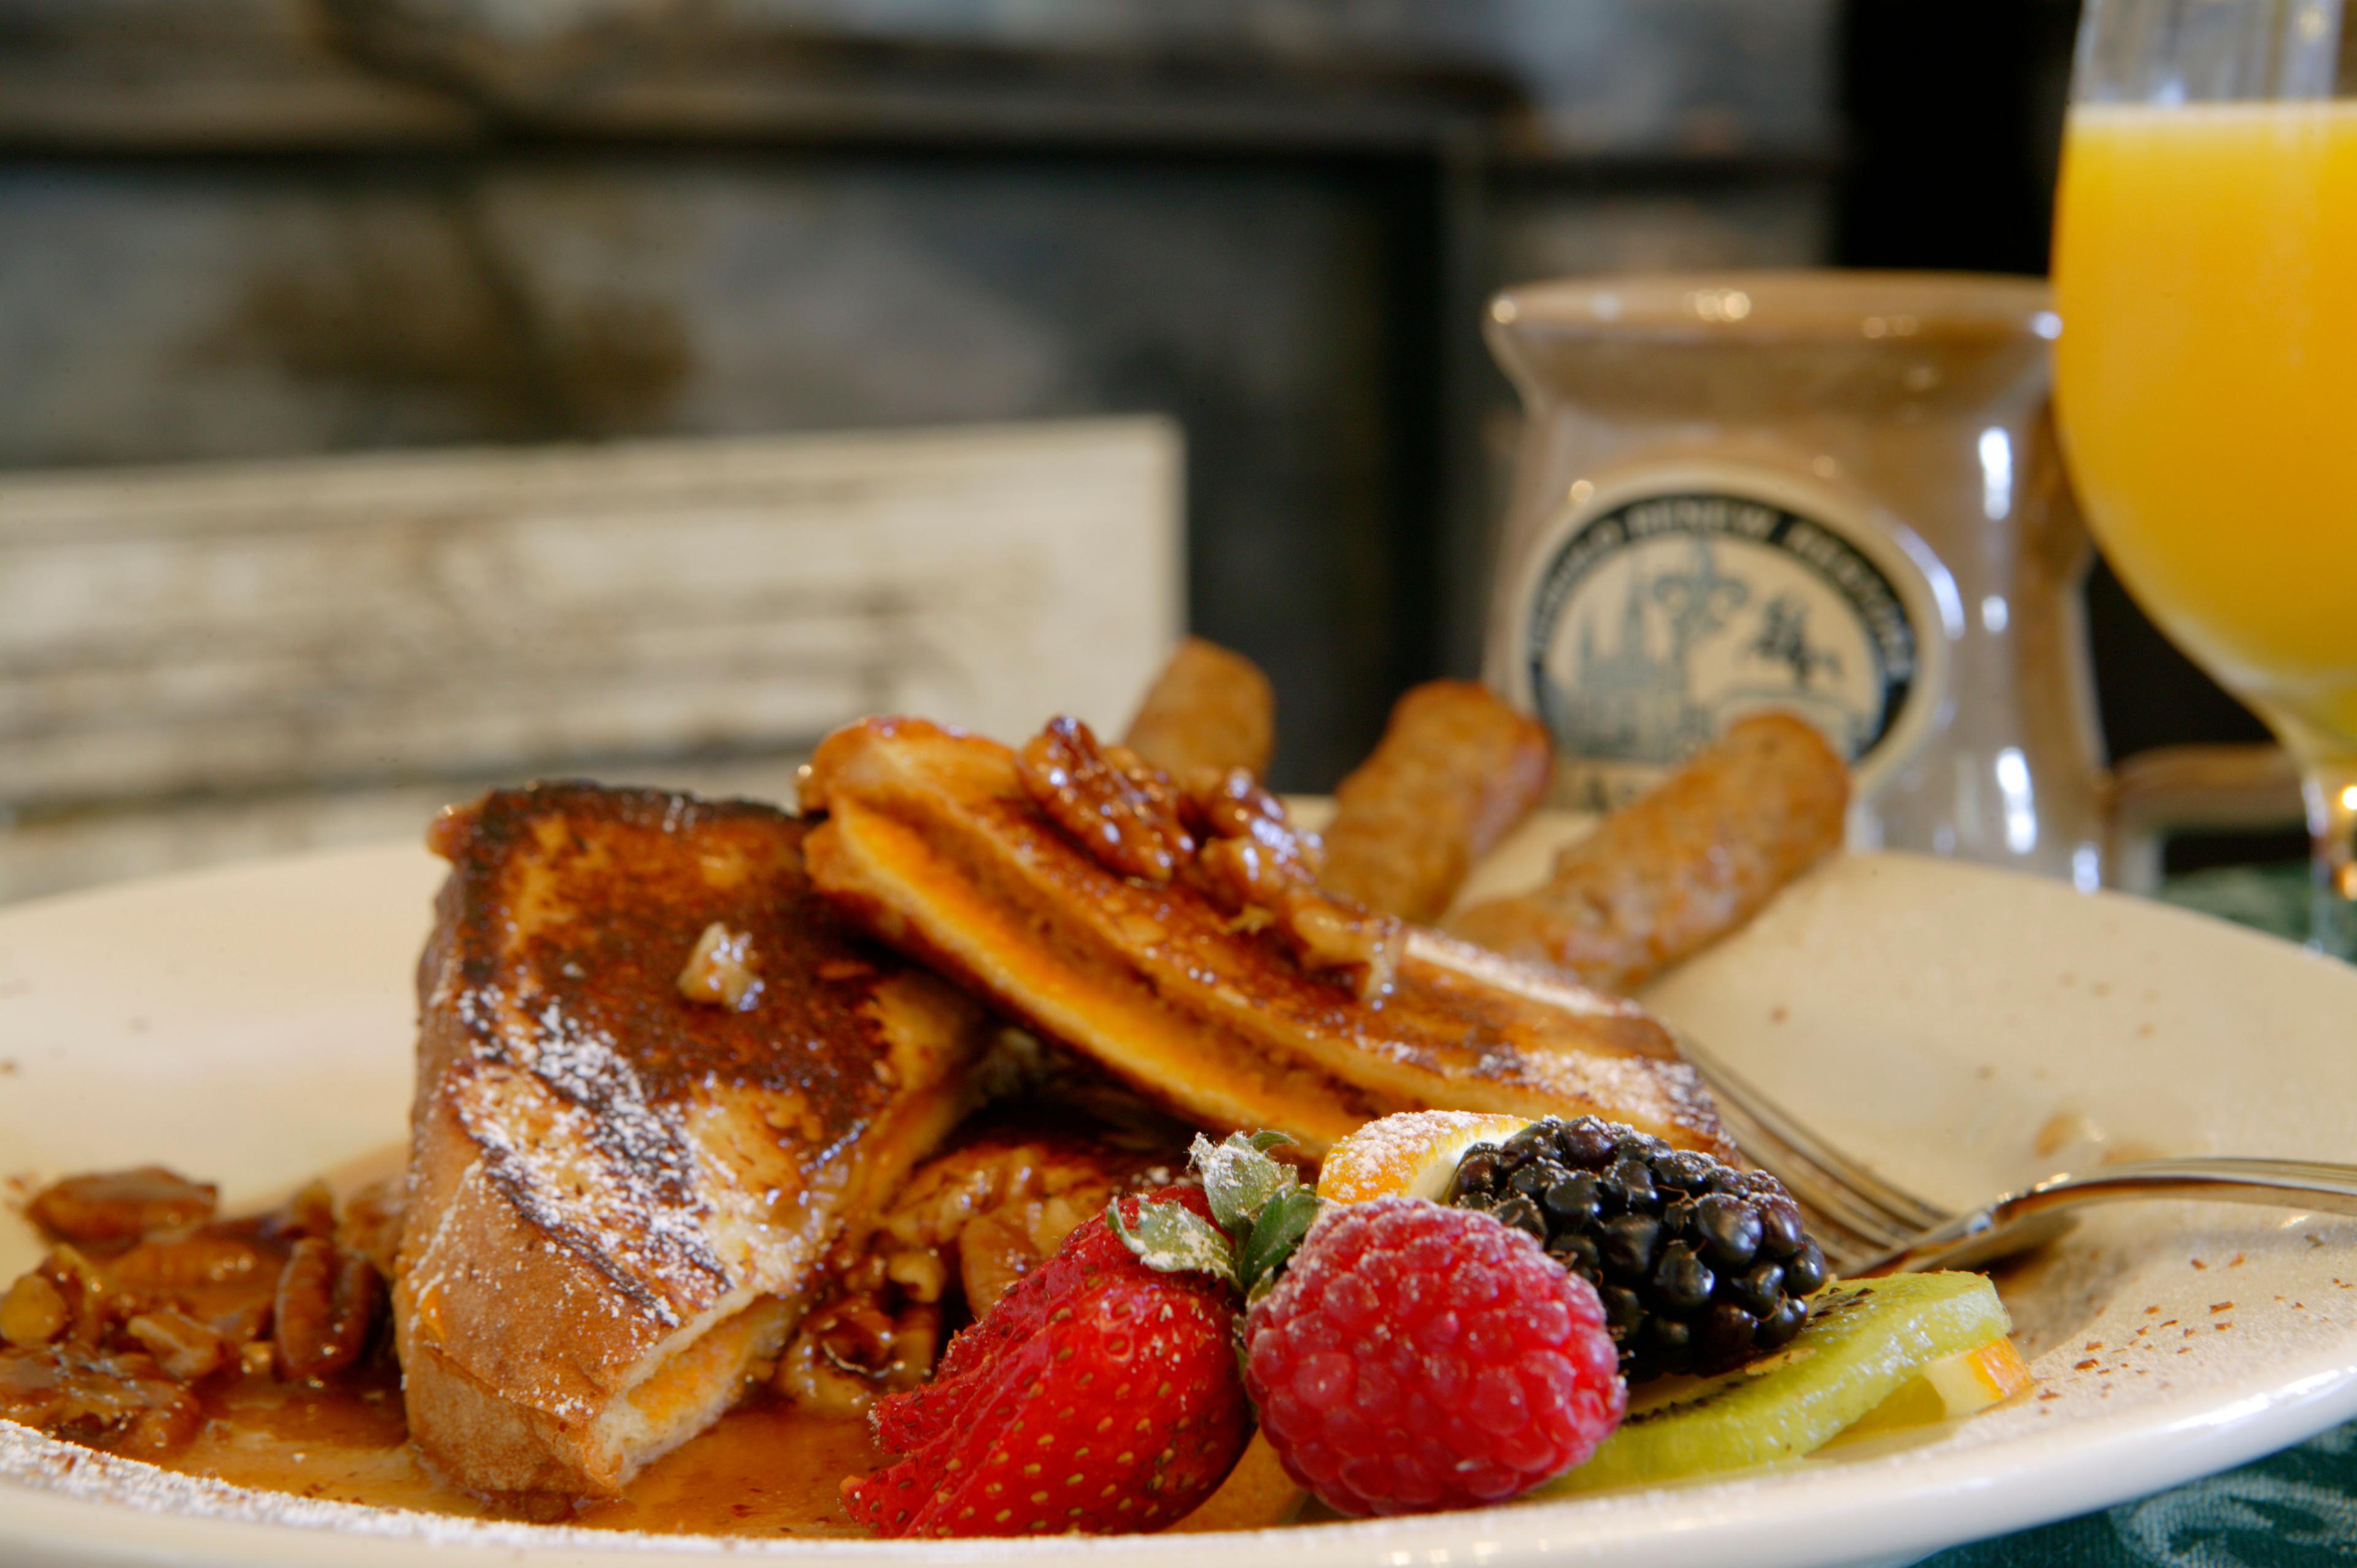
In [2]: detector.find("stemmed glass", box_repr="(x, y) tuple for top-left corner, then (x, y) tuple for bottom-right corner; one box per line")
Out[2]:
(2052, 0), (2357, 954)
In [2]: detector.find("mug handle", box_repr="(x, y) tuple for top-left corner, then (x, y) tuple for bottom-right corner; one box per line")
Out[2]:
(2106, 744), (2305, 896)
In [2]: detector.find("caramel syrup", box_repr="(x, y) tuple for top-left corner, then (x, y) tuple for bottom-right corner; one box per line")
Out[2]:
(154, 1364), (881, 1537)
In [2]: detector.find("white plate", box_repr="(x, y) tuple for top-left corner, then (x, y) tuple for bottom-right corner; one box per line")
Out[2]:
(5, 830), (2357, 1568)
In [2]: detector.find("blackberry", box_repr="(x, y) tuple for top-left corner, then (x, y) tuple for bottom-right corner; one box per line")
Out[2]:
(1446, 1116), (1827, 1381)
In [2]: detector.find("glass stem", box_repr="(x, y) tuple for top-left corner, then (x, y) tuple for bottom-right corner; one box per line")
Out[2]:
(2299, 755), (2357, 962)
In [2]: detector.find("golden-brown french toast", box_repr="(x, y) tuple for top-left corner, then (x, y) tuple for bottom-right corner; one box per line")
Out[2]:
(797, 718), (1729, 1160)
(398, 784), (991, 1499)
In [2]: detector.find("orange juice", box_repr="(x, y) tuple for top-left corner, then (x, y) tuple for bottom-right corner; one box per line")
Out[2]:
(2053, 102), (2357, 745)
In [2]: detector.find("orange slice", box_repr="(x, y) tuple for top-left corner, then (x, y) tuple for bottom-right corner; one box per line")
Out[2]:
(1835, 1334), (2034, 1439)
(1315, 1110), (1533, 1204)
(1167, 1433), (1303, 1532)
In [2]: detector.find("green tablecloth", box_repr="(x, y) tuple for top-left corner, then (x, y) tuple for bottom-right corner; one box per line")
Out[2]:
(1927, 864), (2350, 1568)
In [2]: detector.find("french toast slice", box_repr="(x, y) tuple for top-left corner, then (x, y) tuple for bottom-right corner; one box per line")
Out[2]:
(397, 784), (990, 1499)
(798, 719), (1729, 1159)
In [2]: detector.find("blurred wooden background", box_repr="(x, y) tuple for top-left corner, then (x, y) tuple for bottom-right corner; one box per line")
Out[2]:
(0, 420), (1179, 902)
(0, 0), (1841, 800)
(0, 0), (2288, 898)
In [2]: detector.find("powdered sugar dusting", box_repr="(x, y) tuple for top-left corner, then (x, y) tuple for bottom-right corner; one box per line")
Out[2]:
(452, 983), (733, 1323)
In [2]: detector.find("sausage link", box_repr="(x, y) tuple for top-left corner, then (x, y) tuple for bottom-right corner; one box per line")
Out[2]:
(1447, 713), (1847, 992)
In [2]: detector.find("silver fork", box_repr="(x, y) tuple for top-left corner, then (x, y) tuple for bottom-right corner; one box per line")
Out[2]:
(1673, 1030), (1948, 1272)
(1675, 1030), (2357, 1277)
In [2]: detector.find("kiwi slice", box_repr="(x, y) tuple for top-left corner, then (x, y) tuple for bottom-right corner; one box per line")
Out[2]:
(1546, 1272), (2016, 1494)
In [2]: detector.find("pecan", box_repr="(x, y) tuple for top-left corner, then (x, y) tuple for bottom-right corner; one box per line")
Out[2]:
(0, 1274), (68, 1348)
(1180, 765), (1287, 841)
(261, 1178), (336, 1245)
(0, 1343), (202, 1458)
(35, 1246), (112, 1347)
(273, 1238), (384, 1381)
(775, 1295), (942, 1415)
(1016, 716), (1195, 882)
(1171, 768), (1394, 996)
(110, 1233), (267, 1290)
(212, 1297), (273, 1350)
(122, 1308), (229, 1382)
(953, 1207), (1037, 1314)
(1275, 895), (1403, 1003)
(678, 922), (762, 1009)
(26, 1167), (216, 1244)
(1197, 824), (1319, 916)
(882, 1246), (949, 1305)
(336, 1176), (406, 1281)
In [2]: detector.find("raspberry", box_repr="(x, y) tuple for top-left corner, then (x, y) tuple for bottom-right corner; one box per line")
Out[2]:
(1241, 1195), (1624, 1516)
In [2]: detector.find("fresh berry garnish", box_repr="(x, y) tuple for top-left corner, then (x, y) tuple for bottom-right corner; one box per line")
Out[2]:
(1446, 1115), (1827, 1381)
(843, 1188), (1250, 1539)
(1242, 1196), (1624, 1515)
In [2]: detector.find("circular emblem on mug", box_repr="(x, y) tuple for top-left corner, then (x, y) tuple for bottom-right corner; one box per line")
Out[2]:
(1515, 485), (1940, 809)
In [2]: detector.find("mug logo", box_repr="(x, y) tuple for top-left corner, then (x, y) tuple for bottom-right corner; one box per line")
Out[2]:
(1525, 492), (1918, 797)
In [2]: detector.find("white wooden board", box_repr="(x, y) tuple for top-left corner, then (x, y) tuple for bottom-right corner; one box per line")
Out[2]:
(0, 418), (1182, 902)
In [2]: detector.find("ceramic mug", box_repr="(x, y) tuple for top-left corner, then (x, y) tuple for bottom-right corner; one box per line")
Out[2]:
(1483, 272), (2118, 883)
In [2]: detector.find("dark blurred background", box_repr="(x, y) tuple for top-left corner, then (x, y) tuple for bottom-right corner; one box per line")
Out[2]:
(0, 0), (2275, 820)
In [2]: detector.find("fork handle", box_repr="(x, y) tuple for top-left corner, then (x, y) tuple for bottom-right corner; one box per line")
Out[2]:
(1859, 1157), (2357, 1276)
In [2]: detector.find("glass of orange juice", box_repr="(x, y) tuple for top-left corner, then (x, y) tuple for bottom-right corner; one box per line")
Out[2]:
(2053, 0), (2357, 954)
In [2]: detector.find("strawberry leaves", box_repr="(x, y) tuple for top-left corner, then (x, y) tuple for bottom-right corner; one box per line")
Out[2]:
(1112, 1130), (1325, 1306)
(1109, 1199), (1238, 1287)
(1238, 1186), (1321, 1304)
(1198, 1129), (1296, 1237)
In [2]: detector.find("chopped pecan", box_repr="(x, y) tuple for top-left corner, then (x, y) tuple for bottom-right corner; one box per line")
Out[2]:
(780, 1134), (1144, 1415)
(26, 1167), (216, 1244)
(1198, 826), (1318, 916)
(273, 1238), (384, 1382)
(1275, 895), (1403, 1002)
(122, 1308), (229, 1382)
(0, 1273), (68, 1348)
(110, 1232), (266, 1290)
(261, 1178), (337, 1245)
(774, 1296), (941, 1416)
(1171, 767), (1395, 997)
(953, 1188), (1100, 1315)
(1179, 764), (1284, 839)
(35, 1246), (113, 1347)
(212, 1297), (273, 1350)
(1016, 716), (1195, 882)
(678, 922), (762, 1009)
(0, 1343), (201, 1458)
(336, 1176), (406, 1281)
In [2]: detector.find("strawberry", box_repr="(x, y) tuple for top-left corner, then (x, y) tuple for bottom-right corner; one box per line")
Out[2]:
(843, 1189), (1250, 1539)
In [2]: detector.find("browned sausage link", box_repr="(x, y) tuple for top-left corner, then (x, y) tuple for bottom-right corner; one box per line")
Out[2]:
(1121, 637), (1277, 781)
(1446, 713), (1848, 993)
(25, 1167), (218, 1245)
(274, 1238), (384, 1381)
(1319, 682), (1555, 924)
